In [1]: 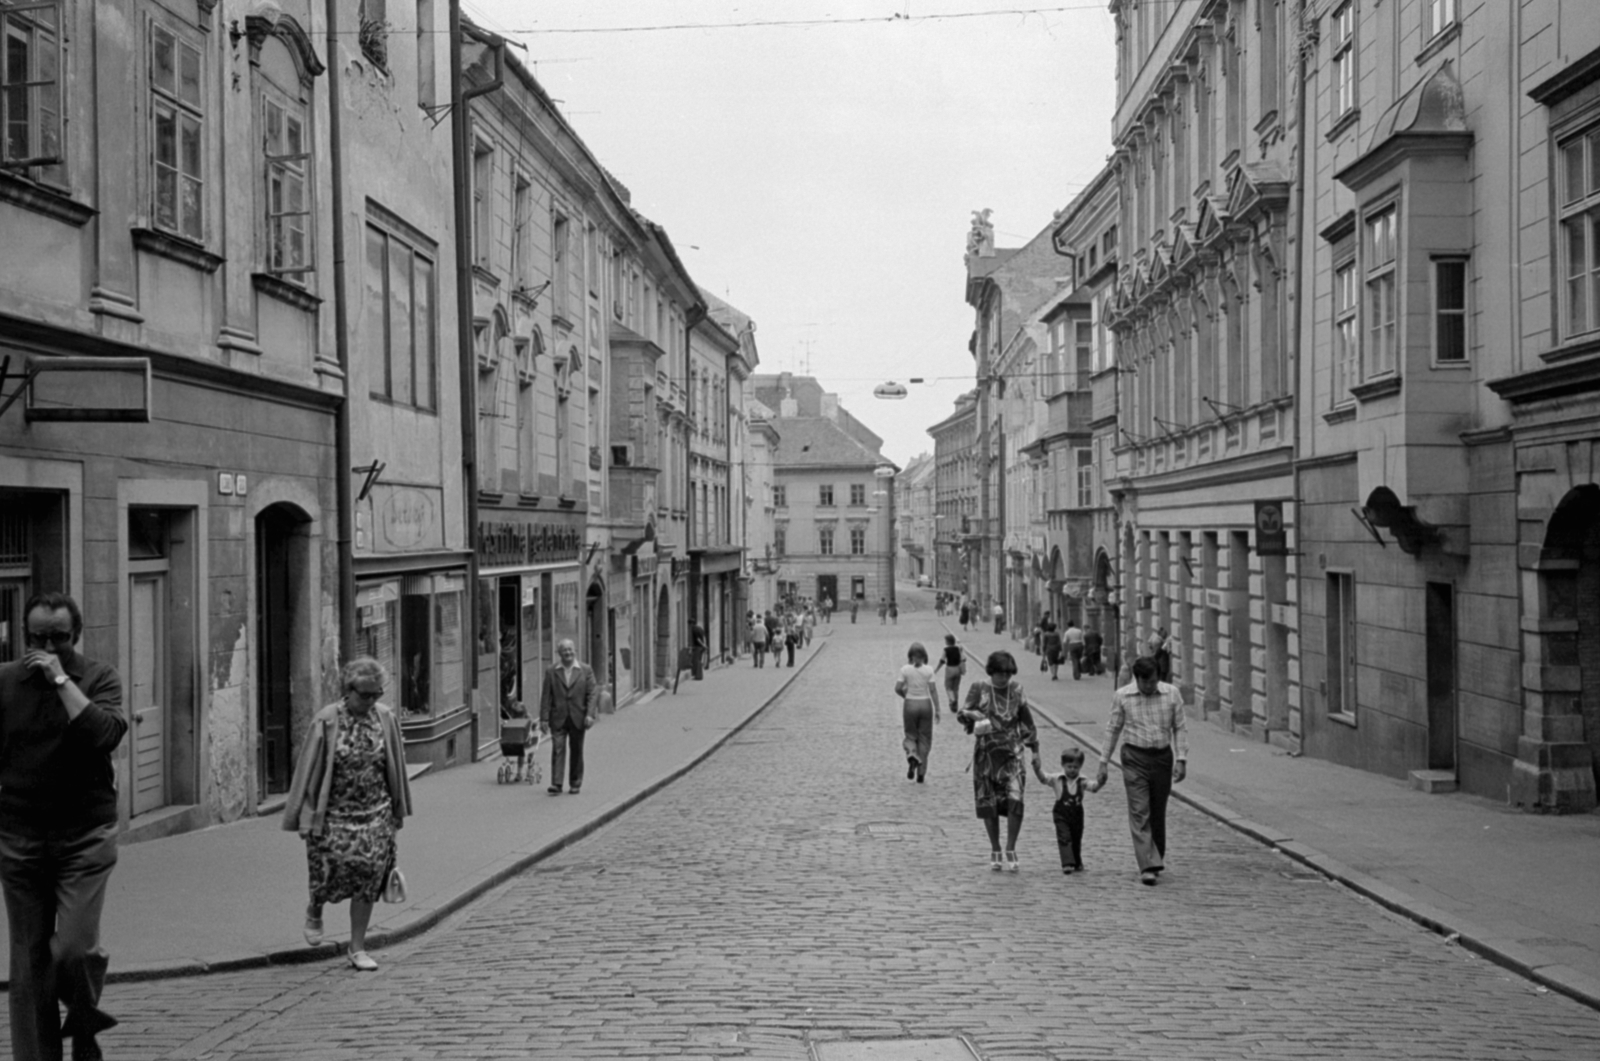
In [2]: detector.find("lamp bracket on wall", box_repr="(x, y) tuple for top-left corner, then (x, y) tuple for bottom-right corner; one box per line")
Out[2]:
(353, 460), (386, 503)
(0, 356), (39, 422)
(1349, 506), (1386, 549)
(1201, 395), (1244, 424)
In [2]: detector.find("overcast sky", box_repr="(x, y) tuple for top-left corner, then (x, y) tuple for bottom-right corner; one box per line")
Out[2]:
(466, 0), (1120, 464)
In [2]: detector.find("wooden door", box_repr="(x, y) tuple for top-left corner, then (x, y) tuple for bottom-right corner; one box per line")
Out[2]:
(130, 573), (168, 816)
(1425, 581), (1457, 771)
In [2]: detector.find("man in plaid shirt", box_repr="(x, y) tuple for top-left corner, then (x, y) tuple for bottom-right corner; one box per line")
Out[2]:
(1095, 655), (1189, 885)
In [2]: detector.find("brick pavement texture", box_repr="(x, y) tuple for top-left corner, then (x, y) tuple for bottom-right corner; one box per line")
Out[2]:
(10, 607), (1600, 1060)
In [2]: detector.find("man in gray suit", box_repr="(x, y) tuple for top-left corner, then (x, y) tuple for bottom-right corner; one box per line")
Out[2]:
(539, 638), (597, 795)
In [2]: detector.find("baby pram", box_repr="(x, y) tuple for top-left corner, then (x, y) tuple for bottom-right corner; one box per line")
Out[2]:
(496, 708), (542, 785)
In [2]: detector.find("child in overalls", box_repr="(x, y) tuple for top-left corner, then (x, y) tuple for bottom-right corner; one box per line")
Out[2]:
(1033, 746), (1102, 873)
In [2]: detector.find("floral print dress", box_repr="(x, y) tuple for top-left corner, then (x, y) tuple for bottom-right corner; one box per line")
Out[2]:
(306, 705), (397, 905)
(964, 680), (1040, 819)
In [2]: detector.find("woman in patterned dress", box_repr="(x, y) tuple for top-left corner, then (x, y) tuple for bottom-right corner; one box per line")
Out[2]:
(283, 658), (413, 971)
(958, 650), (1042, 872)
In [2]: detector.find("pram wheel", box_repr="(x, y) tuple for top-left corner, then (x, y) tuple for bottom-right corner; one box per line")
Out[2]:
(497, 761), (512, 784)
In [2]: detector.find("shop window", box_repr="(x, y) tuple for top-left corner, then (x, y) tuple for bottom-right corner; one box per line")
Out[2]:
(1432, 258), (1468, 363)
(150, 21), (205, 243)
(365, 215), (438, 410)
(1, 0), (64, 182)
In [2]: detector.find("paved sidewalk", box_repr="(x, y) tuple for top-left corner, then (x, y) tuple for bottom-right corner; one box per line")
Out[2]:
(0, 637), (827, 986)
(945, 623), (1600, 1012)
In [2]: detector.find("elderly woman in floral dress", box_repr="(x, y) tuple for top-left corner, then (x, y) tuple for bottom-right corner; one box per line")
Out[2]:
(958, 650), (1042, 872)
(284, 657), (413, 971)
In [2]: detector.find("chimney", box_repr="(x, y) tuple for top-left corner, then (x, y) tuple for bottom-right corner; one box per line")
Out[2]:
(779, 397), (798, 417)
(820, 393), (838, 422)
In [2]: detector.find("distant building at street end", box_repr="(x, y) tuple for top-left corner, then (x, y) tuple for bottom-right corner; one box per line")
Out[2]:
(752, 374), (895, 609)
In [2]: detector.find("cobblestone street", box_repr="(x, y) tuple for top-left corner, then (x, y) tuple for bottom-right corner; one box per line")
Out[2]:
(44, 610), (1600, 1061)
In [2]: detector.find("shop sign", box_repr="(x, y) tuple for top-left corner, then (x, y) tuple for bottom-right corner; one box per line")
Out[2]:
(633, 541), (658, 581)
(379, 488), (438, 550)
(477, 519), (582, 567)
(1255, 500), (1289, 556)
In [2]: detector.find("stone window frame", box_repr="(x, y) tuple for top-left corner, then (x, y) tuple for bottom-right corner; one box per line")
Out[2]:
(849, 526), (866, 556)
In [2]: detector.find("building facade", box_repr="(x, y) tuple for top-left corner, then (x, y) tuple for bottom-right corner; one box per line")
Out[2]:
(742, 394), (780, 616)
(928, 390), (979, 597)
(964, 211), (1067, 630)
(1106, 0), (1299, 747)
(895, 452), (936, 583)
(1295, 0), (1600, 810)
(0, 0), (468, 830)
(1047, 164), (1123, 663)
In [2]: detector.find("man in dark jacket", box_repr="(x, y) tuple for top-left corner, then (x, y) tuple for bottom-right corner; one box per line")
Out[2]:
(0, 592), (128, 1061)
(539, 639), (597, 795)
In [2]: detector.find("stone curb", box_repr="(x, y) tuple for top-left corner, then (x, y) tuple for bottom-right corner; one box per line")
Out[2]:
(1023, 698), (1600, 1015)
(99, 643), (830, 985)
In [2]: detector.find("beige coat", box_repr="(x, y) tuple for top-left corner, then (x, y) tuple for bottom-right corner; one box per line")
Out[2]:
(281, 702), (413, 836)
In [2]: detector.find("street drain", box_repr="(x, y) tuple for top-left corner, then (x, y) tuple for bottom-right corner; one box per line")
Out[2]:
(813, 1038), (980, 1061)
(855, 822), (943, 838)
(1278, 869), (1324, 881)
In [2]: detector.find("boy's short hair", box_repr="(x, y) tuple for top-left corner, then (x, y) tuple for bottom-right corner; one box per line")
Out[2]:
(1060, 747), (1086, 764)
(944, 634), (957, 645)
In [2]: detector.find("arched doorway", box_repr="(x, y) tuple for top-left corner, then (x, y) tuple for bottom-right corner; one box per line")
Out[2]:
(1543, 484), (1600, 794)
(655, 585), (672, 687)
(255, 503), (312, 798)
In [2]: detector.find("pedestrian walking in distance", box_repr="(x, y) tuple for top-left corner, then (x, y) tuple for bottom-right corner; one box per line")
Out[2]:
(992, 601), (1005, 634)
(934, 633), (966, 714)
(1095, 656), (1189, 885)
(1082, 626), (1104, 676)
(284, 657), (414, 972)
(895, 643), (942, 783)
(540, 638), (597, 795)
(850, 598), (860, 624)
(957, 651), (1041, 872)
(1034, 747), (1103, 873)
(749, 615), (768, 668)
(878, 597), (889, 624)
(1040, 615), (1063, 681)
(1148, 626), (1173, 683)
(1063, 619), (1085, 680)
(958, 600), (970, 630)
(0, 592), (128, 1061)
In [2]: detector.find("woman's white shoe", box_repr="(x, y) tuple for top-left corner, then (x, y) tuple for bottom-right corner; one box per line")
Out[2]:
(348, 950), (379, 971)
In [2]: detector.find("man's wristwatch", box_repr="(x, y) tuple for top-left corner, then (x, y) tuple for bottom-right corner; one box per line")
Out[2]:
(53, 673), (69, 687)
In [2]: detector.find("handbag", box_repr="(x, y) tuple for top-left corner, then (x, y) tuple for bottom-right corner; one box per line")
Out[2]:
(383, 866), (409, 904)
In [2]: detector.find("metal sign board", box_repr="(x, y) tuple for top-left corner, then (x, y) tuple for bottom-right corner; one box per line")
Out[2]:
(24, 356), (152, 422)
(1254, 499), (1289, 555)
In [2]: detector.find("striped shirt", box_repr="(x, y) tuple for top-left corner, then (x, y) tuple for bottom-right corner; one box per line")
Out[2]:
(1103, 680), (1189, 761)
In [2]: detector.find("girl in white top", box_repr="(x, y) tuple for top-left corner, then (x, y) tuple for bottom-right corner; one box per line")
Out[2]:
(895, 642), (942, 783)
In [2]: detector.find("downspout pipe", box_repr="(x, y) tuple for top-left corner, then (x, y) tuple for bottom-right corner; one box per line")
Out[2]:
(326, 0), (355, 666)
(449, 5), (504, 753)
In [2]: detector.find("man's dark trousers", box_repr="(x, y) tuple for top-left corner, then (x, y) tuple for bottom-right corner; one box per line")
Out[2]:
(1068, 645), (1083, 679)
(1119, 744), (1173, 872)
(1051, 800), (1084, 870)
(785, 639), (795, 667)
(550, 723), (587, 791)
(0, 821), (119, 1061)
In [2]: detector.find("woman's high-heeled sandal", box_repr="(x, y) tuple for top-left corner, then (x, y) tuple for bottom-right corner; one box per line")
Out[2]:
(1005, 851), (1020, 872)
(990, 851), (1003, 872)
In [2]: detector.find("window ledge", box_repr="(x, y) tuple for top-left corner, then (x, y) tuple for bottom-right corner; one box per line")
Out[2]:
(1350, 374), (1401, 402)
(252, 272), (322, 312)
(472, 264), (501, 289)
(1416, 22), (1461, 67)
(510, 285), (541, 309)
(517, 494), (541, 508)
(1326, 108), (1361, 143)
(1329, 711), (1358, 729)
(551, 310), (575, 333)
(478, 490), (506, 505)
(0, 171), (96, 227)
(133, 227), (224, 273)
(1322, 404), (1357, 425)
(1539, 334), (1600, 365)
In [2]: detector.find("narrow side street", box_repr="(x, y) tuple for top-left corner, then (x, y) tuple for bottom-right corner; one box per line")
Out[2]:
(37, 602), (1600, 1060)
